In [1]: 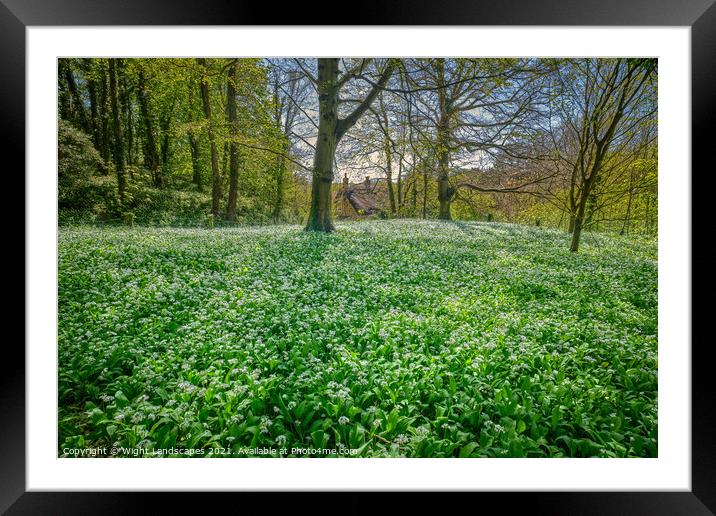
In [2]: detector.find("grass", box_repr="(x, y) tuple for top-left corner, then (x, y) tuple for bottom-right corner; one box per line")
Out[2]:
(58, 220), (657, 457)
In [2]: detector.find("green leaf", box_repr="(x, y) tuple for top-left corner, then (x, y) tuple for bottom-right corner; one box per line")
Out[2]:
(459, 442), (479, 458)
(517, 420), (527, 434)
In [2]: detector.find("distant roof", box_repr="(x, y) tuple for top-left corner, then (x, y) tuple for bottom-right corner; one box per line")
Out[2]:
(345, 190), (380, 214)
(334, 179), (384, 215)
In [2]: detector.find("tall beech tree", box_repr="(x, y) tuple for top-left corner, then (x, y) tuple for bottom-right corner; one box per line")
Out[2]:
(304, 58), (396, 232)
(108, 58), (127, 204)
(98, 60), (112, 171)
(184, 74), (204, 192)
(434, 58), (452, 219)
(225, 61), (240, 221)
(82, 59), (102, 152)
(137, 67), (162, 187)
(119, 61), (135, 168)
(197, 58), (222, 217)
(552, 58), (656, 252)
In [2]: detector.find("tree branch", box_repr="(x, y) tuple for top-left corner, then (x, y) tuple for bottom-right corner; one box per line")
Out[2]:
(336, 60), (397, 141)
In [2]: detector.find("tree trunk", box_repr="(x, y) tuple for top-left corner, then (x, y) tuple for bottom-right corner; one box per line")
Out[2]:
(84, 59), (101, 151)
(159, 115), (171, 168)
(58, 60), (71, 121)
(137, 69), (162, 187)
(379, 102), (397, 215)
(221, 141), (229, 181)
(435, 59), (452, 221)
(305, 58), (339, 232)
(397, 155), (404, 211)
(568, 213), (576, 233)
(108, 59), (126, 205)
(570, 199), (587, 252)
(198, 58), (222, 218)
(88, 79), (100, 146)
(384, 135), (396, 214)
(119, 61), (134, 169)
(63, 60), (89, 132)
(437, 175), (452, 220)
(188, 133), (203, 192)
(570, 176), (596, 252)
(272, 140), (288, 223)
(621, 169), (635, 235)
(422, 164), (428, 219)
(225, 62), (239, 221)
(99, 61), (111, 173)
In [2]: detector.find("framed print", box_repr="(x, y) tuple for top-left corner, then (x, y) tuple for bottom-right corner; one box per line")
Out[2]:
(5, 0), (713, 512)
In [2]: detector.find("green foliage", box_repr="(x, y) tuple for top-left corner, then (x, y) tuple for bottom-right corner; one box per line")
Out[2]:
(58, 120), (105, 210)
(59, 181), (213, 226)
(58, 221), (657, 458)
(58, 176), (120, 223)
(128, 188), (211, 226)
(58, 120), (103, 180)
(59, 58), (292, 226)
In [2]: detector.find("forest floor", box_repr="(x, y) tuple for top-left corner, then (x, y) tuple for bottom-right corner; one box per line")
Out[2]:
(58, 220), (658, 457)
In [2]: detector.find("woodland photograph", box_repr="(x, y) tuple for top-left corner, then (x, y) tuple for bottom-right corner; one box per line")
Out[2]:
(58, 57), (658, 458)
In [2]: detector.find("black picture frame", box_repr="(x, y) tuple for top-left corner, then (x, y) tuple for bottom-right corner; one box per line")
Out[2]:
(4, 0), (712, 513)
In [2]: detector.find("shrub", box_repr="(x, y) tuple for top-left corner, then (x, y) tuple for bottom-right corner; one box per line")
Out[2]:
(58, 120), (105, 210)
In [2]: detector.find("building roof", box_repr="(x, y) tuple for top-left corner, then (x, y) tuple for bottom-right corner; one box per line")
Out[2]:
(334, 175), (385, 216)
(344, 190), (380, 215)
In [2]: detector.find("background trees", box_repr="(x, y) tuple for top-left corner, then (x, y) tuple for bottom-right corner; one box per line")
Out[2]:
(58, 57), (287, 224)
(549, 59), (657, 251)
(397, 58), (554, 221)
(57, 57), (657, 248)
